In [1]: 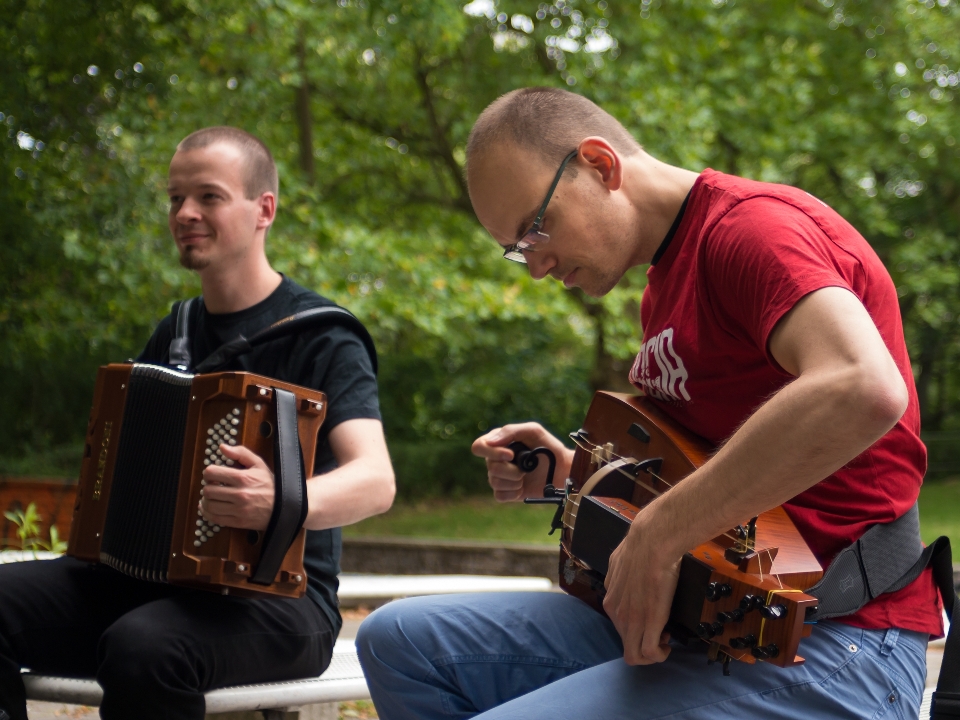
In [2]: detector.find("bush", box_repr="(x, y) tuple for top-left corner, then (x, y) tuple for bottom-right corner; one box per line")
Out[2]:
(387, 440), (489, 499)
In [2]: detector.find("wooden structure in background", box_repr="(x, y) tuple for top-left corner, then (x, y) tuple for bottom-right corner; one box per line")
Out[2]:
(0, 477), (77, 548)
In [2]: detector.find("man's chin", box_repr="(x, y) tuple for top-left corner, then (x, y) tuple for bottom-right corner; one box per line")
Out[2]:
(578, 274), (619, 299)
(178, 250), (210, 271)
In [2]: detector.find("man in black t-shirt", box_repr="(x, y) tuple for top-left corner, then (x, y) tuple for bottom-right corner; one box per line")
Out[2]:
(0, 127), (395, 720)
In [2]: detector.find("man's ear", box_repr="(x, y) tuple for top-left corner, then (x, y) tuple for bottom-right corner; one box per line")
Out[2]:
(257, 192), (277, 229)
(577, 137), (623, 192)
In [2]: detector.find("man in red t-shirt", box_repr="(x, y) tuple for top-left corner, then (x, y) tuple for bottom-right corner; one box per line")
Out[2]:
(356, 88), (937, 719)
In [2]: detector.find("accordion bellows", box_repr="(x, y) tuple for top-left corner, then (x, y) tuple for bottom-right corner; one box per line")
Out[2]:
(68, 363), (326, 598)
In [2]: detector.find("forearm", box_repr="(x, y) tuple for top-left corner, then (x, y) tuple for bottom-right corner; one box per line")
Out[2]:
(303, 458), (395, 531)
(638, 363), (906, 560)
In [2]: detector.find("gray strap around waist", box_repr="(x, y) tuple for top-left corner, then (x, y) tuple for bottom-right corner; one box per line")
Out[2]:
(805, 502), (925, 621)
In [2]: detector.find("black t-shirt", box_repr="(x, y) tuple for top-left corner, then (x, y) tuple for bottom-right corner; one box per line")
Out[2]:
(137, 277), (381, 634)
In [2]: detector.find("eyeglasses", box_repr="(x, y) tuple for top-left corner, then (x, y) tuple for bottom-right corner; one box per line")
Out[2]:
(502, 150), (578, 264)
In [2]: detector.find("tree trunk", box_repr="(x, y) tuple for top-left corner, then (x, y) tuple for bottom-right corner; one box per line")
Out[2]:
(916, 325), (942, 431)
(295, 30), (315, 185)
(569, 289), (636, 394)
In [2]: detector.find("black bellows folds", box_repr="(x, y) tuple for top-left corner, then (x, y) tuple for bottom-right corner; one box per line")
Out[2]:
(100, 365), (193, 582)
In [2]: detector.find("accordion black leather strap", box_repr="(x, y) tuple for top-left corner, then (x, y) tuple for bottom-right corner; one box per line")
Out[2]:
(250, 388), (307, 585)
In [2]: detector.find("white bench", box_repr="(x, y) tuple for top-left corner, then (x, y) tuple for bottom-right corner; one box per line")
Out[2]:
(24, 639), (366, 719)
(17, 569), (554, 718)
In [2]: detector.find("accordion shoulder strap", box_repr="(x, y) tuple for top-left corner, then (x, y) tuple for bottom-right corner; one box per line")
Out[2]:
(194, 305), (378, 375)
(168, 296), (200, 370)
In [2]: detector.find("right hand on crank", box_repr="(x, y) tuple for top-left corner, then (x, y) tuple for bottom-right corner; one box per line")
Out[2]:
(471, 423), (574, 502)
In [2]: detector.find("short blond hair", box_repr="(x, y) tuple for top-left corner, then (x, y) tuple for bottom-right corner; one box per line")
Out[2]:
(467, 87), (641, 174)
(177, 126), (279, 199)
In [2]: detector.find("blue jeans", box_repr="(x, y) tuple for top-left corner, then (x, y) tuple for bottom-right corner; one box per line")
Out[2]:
(356, 592), (928, 719)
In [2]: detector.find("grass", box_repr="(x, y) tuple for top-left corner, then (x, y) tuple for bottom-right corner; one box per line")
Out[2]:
(343, 496), (560, 545)
(918, 478), (960, 549)
(346, 480), (960, 550)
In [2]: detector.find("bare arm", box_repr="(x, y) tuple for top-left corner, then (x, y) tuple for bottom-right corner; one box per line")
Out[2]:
(200, 417), (395, 531)
(603, 286), (909, 665)
(303, 417), (395, 530)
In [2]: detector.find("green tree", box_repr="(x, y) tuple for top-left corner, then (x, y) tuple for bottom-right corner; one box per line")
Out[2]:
(2, 0), (959, 489)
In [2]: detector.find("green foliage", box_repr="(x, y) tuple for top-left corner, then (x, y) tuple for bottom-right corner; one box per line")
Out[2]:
(345, 478), (960, 547)
(2, 502), (68, 554)
(2, 0), (960, 492)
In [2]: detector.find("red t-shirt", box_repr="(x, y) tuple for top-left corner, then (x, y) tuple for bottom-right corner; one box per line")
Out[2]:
(629, 169), (941, 636)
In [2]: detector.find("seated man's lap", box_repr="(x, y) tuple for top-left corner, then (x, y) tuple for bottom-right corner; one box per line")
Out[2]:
(0, 557), (181, 677)
(473, 621), (928, 720)
(356, 592), (623, 718)
(0, 556), (333, 688)
(357, 592), (928, 720)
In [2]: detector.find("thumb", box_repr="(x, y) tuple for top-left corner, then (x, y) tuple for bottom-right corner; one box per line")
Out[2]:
(220, 442), (264, 468)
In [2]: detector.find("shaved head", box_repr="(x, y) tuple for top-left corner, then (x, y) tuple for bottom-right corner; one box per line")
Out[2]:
(466, 87), (641, 180)
(177, 126), (278, 200)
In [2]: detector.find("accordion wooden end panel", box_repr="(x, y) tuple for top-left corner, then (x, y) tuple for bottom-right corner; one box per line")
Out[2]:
(68, 364), (327, 599)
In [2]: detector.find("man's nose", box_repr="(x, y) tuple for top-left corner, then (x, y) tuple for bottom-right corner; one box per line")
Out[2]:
(176, 197), (202, 224)
(525, 251), (555, 281)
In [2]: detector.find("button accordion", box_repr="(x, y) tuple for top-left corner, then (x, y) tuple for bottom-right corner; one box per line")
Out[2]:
(67, 363), (327, 598)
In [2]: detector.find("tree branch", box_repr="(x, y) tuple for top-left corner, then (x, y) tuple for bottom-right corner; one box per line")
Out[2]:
(412, 45), (470, 210)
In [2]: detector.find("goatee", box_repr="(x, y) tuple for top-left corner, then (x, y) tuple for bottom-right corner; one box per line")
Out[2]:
(178, 248), (210, 271)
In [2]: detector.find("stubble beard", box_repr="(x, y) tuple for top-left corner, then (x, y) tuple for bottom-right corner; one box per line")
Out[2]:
(178, 247), (211, 271)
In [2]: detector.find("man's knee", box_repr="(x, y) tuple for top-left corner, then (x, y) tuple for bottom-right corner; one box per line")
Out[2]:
(356, 600), (406, 663)
(97, 611), (193, 693)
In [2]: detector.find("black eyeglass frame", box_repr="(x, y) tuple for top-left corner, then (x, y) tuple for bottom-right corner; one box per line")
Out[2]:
(502, 149), (579, 263)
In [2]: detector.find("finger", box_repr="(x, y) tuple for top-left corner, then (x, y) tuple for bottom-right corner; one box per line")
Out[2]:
(202, 464), (246, 487)
(639, 621), (672, 664)
(472, 430), (513, 459)
(493, 487), (525, 502)
(487, 460), (524, 482)
(198, 496), (238, 524)
(220, 443), (264, 468)
(487, 472), (525, 496)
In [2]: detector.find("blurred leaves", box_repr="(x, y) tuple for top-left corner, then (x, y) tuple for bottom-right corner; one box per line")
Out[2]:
(1, 0), (960, 485)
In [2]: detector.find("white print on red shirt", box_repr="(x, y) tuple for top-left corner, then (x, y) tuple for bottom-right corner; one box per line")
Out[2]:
(629, 327), (692, 403)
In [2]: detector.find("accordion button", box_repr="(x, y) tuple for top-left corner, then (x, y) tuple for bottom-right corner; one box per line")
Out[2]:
(194, 541), (201, 547)
(213, 526), (220, 532)
(195, 530), (202, 536)
(204, 460), (211, 466)
(196, 519), (203, 526)
(206, 531), (214, 537)
(207, 428), (214, 435)
(229, 439), (237, 446)
(233, 408), (240, 414)
(231, 418), (239, 426)
(230, 429), (238, 436)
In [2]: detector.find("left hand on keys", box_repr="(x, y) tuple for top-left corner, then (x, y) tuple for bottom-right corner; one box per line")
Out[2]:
(199, 443), (274, 530)
(602, 514), (681, 666)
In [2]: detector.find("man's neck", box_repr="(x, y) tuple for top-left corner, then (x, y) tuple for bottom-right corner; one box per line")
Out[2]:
(623, 153), (700, 266)
(198, 255), (283, 314)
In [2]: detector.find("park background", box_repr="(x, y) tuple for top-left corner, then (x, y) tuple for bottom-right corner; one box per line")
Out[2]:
(2, 0), (960, 548)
